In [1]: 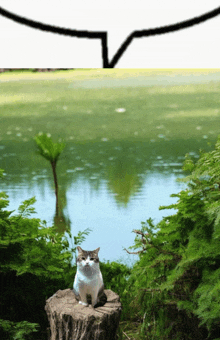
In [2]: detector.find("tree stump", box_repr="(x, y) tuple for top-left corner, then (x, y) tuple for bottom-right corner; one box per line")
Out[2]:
(45, 288), (121, 340)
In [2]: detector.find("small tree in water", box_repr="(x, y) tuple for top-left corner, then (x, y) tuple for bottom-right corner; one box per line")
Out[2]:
(34, 133), (65, 215)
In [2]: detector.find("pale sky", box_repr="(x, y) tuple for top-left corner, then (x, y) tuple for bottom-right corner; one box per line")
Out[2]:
(0, 0), (220, 68)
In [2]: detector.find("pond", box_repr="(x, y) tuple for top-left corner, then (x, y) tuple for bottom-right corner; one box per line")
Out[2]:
(0, 138), (213, 265)
(1, 70), (220, 265)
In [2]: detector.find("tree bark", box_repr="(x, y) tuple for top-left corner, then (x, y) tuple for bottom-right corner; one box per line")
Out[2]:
(45, 288), (121, 340)
(51, 161), (59, 216)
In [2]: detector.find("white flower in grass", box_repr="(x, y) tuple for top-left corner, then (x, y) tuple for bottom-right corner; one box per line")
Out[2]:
(115, 108), (126, 113)
(101, 138), (108, 142)
(46, 133), (51, 138)
(63, 106), (68, 110)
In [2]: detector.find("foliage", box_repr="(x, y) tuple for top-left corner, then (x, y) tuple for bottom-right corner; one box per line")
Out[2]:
(126, 136), (220, 339)
(34, 133), (65, 164)
(0, 175), (90, 339)
(0, 193), (72, 277)
(100, 261), (131, 317)
(34, 133), (66, 216)
(0, 319), (39, 340)
(72, 228), (91, 248)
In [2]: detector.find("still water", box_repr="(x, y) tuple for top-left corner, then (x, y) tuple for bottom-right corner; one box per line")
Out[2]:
(0, 138), (209, 265)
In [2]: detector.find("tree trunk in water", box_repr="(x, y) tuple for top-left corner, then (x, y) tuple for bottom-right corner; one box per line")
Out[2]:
(45, 289), (121, 340)
(51, 161), (59, 215)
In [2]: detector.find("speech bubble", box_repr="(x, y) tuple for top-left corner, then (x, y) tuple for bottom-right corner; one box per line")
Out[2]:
(0, 0), (220, 67)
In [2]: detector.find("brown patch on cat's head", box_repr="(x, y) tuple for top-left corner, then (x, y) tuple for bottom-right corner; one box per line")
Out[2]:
(76, 247), (100, 263)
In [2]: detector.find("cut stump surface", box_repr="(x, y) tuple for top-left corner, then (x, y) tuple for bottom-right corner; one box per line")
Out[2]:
(45, 288), (121, 340)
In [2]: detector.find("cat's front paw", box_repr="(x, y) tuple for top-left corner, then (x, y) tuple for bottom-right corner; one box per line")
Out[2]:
(79, 301), (89, 307)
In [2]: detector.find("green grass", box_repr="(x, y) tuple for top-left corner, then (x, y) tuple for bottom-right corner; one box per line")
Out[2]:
(0, 69), (220, 144)
(118, 321), (143, 340)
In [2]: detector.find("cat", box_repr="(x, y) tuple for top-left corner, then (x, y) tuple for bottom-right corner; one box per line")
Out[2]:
(73, 246), (107, 308)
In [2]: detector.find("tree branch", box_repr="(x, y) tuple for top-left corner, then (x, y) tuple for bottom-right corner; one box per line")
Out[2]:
(131, 229), (180, 260)
(123, 247), (145, 255)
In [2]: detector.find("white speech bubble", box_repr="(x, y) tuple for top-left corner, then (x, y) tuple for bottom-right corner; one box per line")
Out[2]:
(0, 0), (220, 66)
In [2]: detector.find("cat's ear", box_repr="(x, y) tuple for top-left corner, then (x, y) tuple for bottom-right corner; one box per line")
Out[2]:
(94, 247), (100, 254)
(77, 246), (83, 253)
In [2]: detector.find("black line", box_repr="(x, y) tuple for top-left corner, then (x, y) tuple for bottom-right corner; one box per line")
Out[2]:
(101, 33), (109, 68)
(0, 6), (220, 68)
(0, 6), (105, 38)
(108, 6), (220, 68)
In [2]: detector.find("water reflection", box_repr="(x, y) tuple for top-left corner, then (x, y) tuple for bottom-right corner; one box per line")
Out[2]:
(0, 138), (215, 262)
(53, 185), (71, 233)
(1, 138), (213, 211)
(106, 158), (143, 206)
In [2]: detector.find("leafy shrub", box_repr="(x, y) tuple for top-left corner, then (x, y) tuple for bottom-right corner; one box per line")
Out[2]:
(0, 173), (89, 339)
(100, 261), (131, 320)
(126, 136), (220, 339)
(0, 320), (39, 340)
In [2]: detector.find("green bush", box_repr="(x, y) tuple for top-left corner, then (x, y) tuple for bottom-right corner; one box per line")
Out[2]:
(126, 136), (220, 339)
(0, 172), (89, 340)
(0, 320), (39, 340)
(100, 261), (131, 320)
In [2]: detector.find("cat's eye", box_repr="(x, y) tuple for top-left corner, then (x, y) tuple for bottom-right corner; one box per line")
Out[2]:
(90, 258), (94, 260)
(81, 257), (86, 260)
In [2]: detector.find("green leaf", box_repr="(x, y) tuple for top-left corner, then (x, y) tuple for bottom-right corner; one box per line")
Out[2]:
(34, 133), (65, 163)
(18, 197), (36, 216)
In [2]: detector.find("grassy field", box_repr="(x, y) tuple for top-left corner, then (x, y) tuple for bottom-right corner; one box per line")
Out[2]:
(0, 69), (220, 145)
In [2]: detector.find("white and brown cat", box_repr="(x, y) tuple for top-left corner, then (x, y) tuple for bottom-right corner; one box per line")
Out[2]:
(73, 246), (107, 308)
